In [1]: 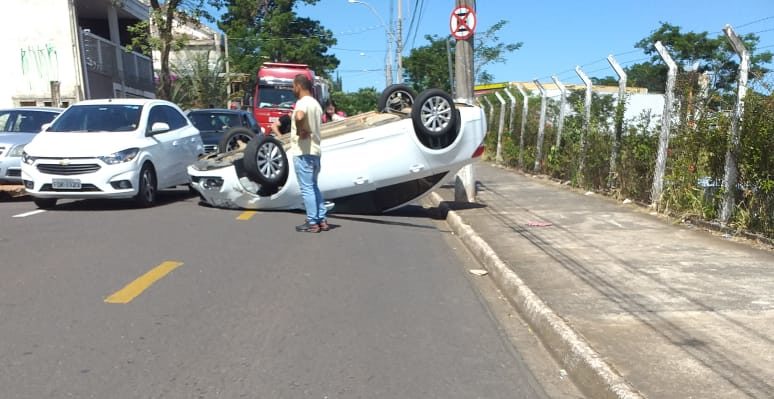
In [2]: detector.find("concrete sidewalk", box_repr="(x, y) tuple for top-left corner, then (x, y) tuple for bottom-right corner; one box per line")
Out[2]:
(430, 162), (774, 399)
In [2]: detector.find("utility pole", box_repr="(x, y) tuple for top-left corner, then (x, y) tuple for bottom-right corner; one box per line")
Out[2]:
(396, 0), (403, 83)
(453, 0), (476, 202)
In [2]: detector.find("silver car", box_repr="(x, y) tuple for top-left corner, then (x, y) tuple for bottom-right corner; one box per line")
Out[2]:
(0, 107), (62, 183)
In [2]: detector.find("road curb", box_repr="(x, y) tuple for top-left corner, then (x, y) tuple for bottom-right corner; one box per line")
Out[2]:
(429, 192), (645, 399)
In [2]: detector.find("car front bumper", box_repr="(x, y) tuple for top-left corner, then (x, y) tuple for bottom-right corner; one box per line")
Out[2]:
(188, 162), (302, 210)
(21, 159), (141, 199)
(0, 156), (23, 183)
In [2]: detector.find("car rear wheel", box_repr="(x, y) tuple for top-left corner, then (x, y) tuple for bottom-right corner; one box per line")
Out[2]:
(134, 164), (157, 207)
(378, 84), (416, 113)
(243, 135), (288, 190)
(218, 127), (256, 153)
(33, 197), (57, 209)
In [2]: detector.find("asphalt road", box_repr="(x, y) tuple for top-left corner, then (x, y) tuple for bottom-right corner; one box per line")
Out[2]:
(0, 190), (572, 398)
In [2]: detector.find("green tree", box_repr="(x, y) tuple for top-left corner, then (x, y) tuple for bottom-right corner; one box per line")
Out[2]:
(169, 51), (227, 109)
(129, 0), (218, 100)
(331, 88), (379, 115)
(402, 20), (522, 91)
(218, 0), (339, 78)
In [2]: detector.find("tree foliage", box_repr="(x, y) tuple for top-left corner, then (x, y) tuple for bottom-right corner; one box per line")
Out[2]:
(330, 88), (379, 116)
(169, 51), (228, 109)
(218, 0), (339, 79)
(402, 20), (522, 91)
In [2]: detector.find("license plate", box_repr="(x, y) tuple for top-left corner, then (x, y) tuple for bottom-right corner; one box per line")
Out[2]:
(269, 117), (279, 123)
(52, 178), (81, 189)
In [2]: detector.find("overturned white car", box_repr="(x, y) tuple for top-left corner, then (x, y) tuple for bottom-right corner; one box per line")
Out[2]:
(188, 87), (487, 214)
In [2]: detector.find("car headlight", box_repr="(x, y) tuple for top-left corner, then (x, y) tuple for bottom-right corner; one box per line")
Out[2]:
(8, 144), (26, 158)
(99, 148), (139, 165)
(21, 151), (37, 165)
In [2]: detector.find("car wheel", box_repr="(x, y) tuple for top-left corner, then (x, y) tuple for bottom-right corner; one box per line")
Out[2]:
(411, 89), (458, 138)
(134, 164), (157, 207)
(243, 135), (288, 189)
(33, 197), (57, 209)
(218, 127), (256, 153)
(378, 84), (416, 113)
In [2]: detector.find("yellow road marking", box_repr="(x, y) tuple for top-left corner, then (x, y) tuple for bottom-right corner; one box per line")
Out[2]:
(104, 261), (184, 304)
(236, 211), (257, 221)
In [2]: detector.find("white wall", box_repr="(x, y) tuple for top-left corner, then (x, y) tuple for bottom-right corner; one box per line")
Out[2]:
(0, 0), (79, 107)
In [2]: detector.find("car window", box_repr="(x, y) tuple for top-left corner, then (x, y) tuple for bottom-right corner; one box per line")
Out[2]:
(187, 112), (240, 132)
(245, 113), (258, 129)
(0, 110), (59, 132)
(163, 106), (188, 130)
(47, 105), (140, 133)
(257, 86), (296, 109)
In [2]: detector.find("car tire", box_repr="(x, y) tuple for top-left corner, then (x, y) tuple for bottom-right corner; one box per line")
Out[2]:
(243, 135), (288, 189)
(218, 127), (256, 153)
(411, 88), (458, 139)
(378, 84), (416, 113)
(134, 164), (157, 208)
(33, 197), (57, 209)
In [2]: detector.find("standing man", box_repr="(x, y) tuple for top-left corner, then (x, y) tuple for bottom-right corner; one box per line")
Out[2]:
(289, 74), (328, 233)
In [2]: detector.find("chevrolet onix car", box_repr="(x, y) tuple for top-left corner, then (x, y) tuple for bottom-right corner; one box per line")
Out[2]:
(0, 107), (62, 183)
(189, 87), (487, 214)
(21, 99), (203, 209)
(186, 108), (263, 154)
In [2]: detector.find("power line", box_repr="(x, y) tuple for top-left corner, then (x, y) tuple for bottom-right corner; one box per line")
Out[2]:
(735, 15), (774, 29)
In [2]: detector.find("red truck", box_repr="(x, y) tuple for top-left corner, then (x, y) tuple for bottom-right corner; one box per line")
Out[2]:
(251, 62), (329, 134)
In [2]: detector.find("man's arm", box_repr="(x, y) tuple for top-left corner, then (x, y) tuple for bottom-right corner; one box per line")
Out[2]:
(294, 109), (310, 139)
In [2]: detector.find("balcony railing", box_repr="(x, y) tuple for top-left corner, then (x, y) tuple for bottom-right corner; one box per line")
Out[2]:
(81, 30), (154, 93)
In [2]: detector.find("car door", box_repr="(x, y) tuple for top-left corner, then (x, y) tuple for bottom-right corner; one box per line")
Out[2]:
(162, 105), (200, 184)
(145, 105), (180, 188)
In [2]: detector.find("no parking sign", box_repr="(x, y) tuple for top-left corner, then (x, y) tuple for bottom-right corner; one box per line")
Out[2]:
(450, 6), (476, 40)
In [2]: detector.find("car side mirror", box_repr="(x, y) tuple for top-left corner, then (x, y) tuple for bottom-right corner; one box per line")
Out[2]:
(150, 122), (170, 134)
(41, 123), (51, 132)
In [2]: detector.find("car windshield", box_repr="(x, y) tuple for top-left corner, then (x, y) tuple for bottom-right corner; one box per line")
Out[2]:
(0, 110), (59, 133)
(47, 104), (142, 132)
(257, 86), (295, 109)
(189, 112), (241, 132)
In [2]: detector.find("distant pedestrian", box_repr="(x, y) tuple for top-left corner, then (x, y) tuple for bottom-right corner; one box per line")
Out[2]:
(322, 99), (346, 123)
(289, 74), (328, 233)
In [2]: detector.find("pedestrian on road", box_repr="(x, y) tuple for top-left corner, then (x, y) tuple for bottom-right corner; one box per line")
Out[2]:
(289, 74), (329, 233)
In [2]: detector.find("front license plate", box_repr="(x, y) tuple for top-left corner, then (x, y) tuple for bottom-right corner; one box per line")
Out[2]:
(269, 117), (279, 123)
(52, 178), (81, 189)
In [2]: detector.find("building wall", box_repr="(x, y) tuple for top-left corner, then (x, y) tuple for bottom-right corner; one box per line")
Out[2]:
(1, 0), (80, 107)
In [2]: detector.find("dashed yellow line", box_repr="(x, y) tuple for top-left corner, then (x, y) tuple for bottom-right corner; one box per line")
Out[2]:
(104, 261), (184, 304)
(236, 211), (257, 221)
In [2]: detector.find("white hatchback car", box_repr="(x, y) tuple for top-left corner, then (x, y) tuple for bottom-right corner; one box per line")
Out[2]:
(21, 99), (203, 209)
(189, 87), (487, 214)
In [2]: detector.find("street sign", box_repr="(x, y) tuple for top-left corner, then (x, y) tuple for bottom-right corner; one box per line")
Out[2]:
(450, 6), (476, 41)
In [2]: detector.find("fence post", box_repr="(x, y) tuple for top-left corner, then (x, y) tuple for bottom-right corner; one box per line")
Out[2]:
(515, 83), (529, 168)
(575, 66), (592, 182)
(533, 80), (548, 173)
(550, 76), (567, 149)
(504, 87), (517, 135)
(719, 25), (750, 224)
(607, 54), (627, 189)
(494, 91), (507, 163)
(482, 95), (495, 128)
(650, 41), (678, 208)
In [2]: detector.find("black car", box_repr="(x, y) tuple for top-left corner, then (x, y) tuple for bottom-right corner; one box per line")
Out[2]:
(187, 109), (264, 153)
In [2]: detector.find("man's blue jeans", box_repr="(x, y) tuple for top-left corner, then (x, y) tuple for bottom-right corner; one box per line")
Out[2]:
(294, 155), (327, 223)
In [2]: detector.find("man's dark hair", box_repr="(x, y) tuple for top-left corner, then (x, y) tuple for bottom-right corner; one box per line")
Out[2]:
(294, 74), (313, 92)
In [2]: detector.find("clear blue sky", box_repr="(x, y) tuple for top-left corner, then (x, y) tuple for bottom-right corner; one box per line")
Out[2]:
(210, 0), (774, 92)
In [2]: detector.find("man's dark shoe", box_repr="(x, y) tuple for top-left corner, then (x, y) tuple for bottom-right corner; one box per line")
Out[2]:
(318, 220), (330, 231)
(296, 222), (320, 233)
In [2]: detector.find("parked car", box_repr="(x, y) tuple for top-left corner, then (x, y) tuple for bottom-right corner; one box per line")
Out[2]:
(186, 108), (263, 154)
(188, 86), (487, 214)
(21, 99), (204, 209)
(0, 107), (63, 184)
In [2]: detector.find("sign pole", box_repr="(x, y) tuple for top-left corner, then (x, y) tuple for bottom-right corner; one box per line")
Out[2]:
(452, 0), (477, 203)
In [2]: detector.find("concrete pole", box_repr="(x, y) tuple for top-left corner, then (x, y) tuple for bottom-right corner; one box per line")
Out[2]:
(50, 81), (61, 108)
(453, 0), (476, 203)
(575, 66), (592, 183)
(504, 87), (517, 135)
(515, 83), (528, 168)
(551, 75), (567, 149)
(719, 25), (749, 224)
(533, 80), (548, 173)
(107, 4), (125, 96)
(607, 55), (627, 189)
(650, 41), (678, 208)
(396, 0), (403, 83)
(494, 91), (507, 163)
(445, 37), (454, 95)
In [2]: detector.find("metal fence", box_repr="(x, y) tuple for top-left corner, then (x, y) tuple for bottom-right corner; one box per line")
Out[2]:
(478, 24), (774, 240)
(81, 30), (154, 93)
